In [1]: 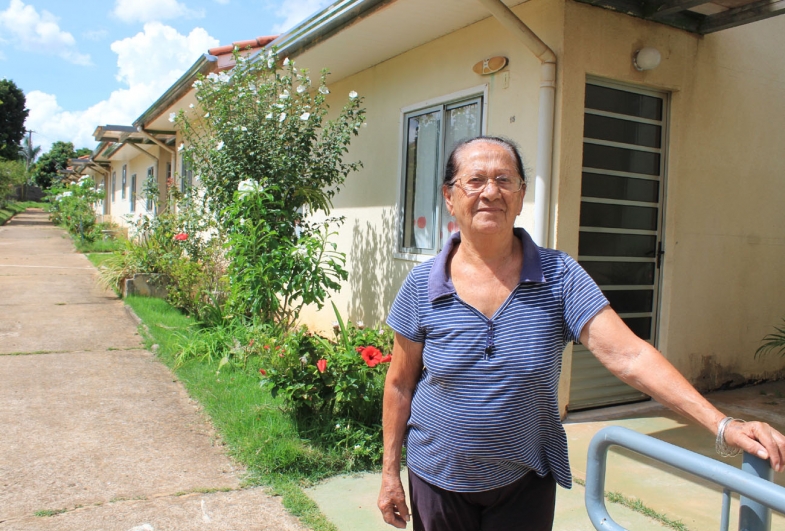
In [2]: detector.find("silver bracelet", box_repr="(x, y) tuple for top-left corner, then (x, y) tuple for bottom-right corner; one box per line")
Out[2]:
(715, 416), (744, 457)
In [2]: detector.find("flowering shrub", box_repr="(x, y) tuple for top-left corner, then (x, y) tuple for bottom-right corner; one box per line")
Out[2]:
(261, 306), (394, 468)
(174, 48), (365, 329)
(46, 176), (105, 241)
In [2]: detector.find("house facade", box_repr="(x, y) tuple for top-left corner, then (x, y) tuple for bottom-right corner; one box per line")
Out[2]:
(271, 0), (785, 413)
(77, 0), (785, 414)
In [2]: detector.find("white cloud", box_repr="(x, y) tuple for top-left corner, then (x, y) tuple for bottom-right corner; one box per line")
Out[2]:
(82, 29), (108, 41)
(214, 0), (230, 4)
(25, 23), (219, 152)
(112, 0), (205, 24)
(272, 0), (333, 33)
(0, 0), (91, 65)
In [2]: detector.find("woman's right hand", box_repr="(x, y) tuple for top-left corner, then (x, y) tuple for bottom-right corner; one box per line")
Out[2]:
(378, 472), (410, 528)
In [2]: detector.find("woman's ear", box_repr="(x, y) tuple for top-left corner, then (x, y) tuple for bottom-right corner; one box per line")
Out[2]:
(442, 184), (455, 216)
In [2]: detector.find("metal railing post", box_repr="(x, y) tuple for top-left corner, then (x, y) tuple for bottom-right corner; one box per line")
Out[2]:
(740, 453), (774, 531)
(585, 427), (785, 531)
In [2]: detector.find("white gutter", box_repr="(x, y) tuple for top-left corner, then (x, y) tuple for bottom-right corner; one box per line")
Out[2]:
(476, 0), (557, 248)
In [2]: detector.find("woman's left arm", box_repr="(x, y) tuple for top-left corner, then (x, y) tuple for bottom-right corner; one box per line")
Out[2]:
(580, 306), (785, 473)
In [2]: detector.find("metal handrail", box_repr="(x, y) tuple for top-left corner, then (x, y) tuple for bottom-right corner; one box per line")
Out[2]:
(585, 426), (785, 531)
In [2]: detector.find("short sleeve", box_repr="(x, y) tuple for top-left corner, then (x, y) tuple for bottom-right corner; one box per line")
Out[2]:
(561, 254), (609, 343)
(386, 270), (426, 343)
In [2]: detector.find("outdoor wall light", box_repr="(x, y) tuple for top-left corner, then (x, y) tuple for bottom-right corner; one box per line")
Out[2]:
(633, 47), (662, 71)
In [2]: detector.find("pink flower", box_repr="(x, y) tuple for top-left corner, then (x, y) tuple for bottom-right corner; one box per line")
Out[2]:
(360, 346), (383, 368)
(174, 233), (188, 241)
(316, 359), (327, 373)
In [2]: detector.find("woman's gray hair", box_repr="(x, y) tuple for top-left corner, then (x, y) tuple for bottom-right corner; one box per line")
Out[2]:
(443, 136), (528, 186)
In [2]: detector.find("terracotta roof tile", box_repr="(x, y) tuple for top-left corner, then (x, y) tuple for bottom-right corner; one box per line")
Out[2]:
(208, 36), (277, 57)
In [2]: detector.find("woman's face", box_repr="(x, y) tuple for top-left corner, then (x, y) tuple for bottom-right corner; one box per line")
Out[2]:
(443, 141), (525, 237)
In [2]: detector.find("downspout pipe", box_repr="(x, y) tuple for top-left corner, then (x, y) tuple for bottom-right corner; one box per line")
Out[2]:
(476, 0), (557, 248)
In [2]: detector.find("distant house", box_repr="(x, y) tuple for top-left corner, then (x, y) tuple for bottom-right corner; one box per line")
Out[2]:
(75, 36), (277, 227)
(76, 0), (785, 414)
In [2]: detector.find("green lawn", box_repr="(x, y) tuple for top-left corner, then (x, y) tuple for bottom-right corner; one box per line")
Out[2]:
(124, 295), (340, 531)
(0, 201), (45, 225)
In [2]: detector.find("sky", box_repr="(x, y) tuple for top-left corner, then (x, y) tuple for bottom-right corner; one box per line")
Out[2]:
(0, 0), (333, 153)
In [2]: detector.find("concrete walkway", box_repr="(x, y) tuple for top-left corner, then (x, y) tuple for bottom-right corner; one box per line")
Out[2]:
(307, 373), (785, 530)
(0, 210), (305, 531)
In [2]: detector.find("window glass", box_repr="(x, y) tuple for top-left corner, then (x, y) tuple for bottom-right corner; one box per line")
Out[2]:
(400, 96), (482, 254)
(146, 167), (156, 212)
(580, 202), (659, 231)
(402, 110), (441, 251)
(579, 232), (657, 257)
(585, 84), (662, 121)
(583, 114), (661, 148)
(130, 174), (137, 212)
(181, 159), (193, 194)
(121, 166), (127, 199)
(583, 143), (660, 176)
(581, 172), (659, 203)
(581, 261), (655, 286)
(604, 289), (653, 314)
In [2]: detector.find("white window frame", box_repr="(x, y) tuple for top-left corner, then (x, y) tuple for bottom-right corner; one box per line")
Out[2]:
(394, 84), (489, 261)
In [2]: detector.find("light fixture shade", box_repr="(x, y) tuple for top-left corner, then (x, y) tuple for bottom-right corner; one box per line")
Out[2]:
(634, 47), (662, 71)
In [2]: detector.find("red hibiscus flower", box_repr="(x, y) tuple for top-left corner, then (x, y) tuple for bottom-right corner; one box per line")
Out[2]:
(380, 355), (392, 363)
(259, 368), (267, 376)
(316, 359), (327, 373)
(360, 346), (383, 368)
(263, 345), (270, 350)
(174, 233), (188, 241)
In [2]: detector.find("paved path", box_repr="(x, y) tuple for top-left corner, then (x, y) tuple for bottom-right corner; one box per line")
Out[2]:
(0, 210), (305, 531)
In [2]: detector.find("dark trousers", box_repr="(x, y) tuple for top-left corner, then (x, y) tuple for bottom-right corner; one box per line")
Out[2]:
(408, 469), (556, 531)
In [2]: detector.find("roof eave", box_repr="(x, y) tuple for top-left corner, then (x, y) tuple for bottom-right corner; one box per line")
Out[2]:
(258, 0), (393, 61)
(133, 53), (218, 129)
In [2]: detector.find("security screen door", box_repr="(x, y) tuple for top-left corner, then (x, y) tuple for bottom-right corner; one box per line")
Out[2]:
(569, 80), (668, 411)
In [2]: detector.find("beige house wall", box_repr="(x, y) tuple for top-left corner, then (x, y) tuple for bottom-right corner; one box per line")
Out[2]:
(557, 2), (785, 397)
(297, 0), (565, 332)
(101, 145), (164, 228)
(300, 1), (785, 408)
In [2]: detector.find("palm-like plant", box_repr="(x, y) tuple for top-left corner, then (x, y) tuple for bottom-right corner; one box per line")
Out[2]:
(754, 319), (785, 359)
(19, 137), (41, 173)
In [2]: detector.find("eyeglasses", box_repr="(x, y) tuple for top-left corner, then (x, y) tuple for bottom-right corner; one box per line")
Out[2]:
(450, 174), (524, 195)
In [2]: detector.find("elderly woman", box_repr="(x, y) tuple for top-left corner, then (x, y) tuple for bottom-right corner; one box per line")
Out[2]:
(377, 136), (785, 531)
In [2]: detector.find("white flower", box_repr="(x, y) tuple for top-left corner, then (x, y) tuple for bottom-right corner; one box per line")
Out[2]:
(299, 112), (310, 121)
(265, 112), (273, 120)
(61, 191), (72, 197)
(318, 86), (330, 95)
(335, 424), (341, 429)
(273, 103), (284, 109)
(178, 143), (184, 152)
(218, 72), (230, 83)
(168, 112), (176, 123)
(279, 113), (287, 122)
(283, 57), (290, 66)
(354, 445), (361, 450)
(207, 72), (219, 81)
(237, 179), (263, 198)
(249, 83), (256, 92)
(192, 80), (202, 88)
(241, 126), (248, 132)
(349, 90), (358, 99)
(216, 141), (224, 150)
(267, 58), (274, 69)
(189, 103), (194, 109)
(279, 90), (289, 99)
(296, 85), (306, 94)
(204, 112), (210, 118)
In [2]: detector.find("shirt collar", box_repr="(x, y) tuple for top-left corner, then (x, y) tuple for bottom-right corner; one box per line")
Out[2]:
(428, 227), (546, 302)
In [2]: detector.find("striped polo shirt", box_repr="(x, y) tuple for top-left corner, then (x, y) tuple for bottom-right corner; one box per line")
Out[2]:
(387, 228), (608, 492)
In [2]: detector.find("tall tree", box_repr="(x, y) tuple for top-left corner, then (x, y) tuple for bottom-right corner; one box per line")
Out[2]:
(0, 80), (29, 161)
(31, 141), (76, 189)
(19, 136), (41, 172)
